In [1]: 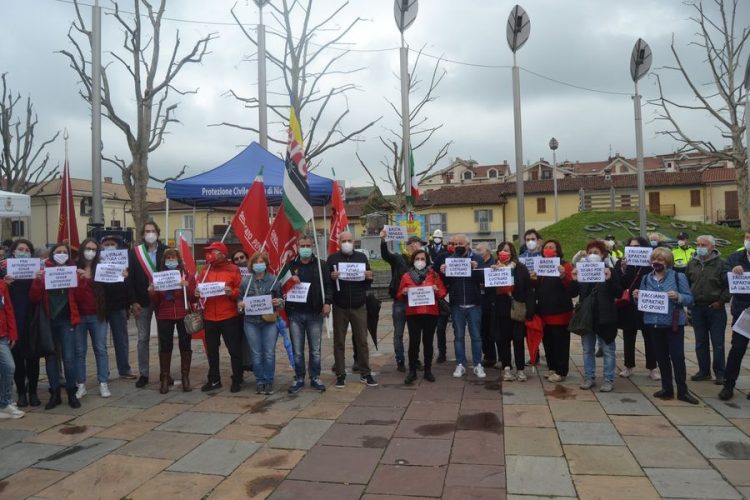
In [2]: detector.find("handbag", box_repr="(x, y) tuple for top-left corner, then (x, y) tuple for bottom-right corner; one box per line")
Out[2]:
(29, 304), (55, 357)
(615, 271), (641, 308)
(261, 312), (278, 323)
(510, 298), (527, 322)
(568, 292), (595, 336)
(438, 298), (451, 316)
(184, 308), (204, 335)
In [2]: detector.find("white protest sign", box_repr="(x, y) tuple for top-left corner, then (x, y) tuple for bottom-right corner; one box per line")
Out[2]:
(44, 266), (78, 290)
(576, 262), (605, 283)
(625, 246), (653, 267)
(383, 225), (408, 242)
(338, 262), (366, 281)
(244, 295), (274, 315)
(152, 270), (182, 291)
(6, 258), (41, 280)
(407, 286), (435, 307)
(727, 272), (750, 294)
(732, 309), (750, 340)
(94, 264), (125, 283)
(99, 249), (128, 269)
(536, 258), (561, 277)
(483, 267), (513, 287)
(445, 258), (471, 277)
(239, 267), (251, 278)
(198, 282), (226, 298)
(522, 257), (539, 274)
(286, 282), (311, 303)
(637, 290), (669, 314)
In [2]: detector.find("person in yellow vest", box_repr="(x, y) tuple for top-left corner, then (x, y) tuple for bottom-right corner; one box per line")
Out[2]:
(672, 232), (696, 273)
(604, 234), (624, 261)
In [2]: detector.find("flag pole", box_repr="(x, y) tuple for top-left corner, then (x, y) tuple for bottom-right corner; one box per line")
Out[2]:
(64, 130), (72, 246)
(311, 216), (332, 338)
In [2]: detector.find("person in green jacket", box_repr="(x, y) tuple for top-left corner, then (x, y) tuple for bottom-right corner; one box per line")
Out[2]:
(672, 231), (696, 273)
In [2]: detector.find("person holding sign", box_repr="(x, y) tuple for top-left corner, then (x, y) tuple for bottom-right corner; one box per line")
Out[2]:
(475, 243), (498, 370)
(30, 243), (81, 409)
(231, 250), (253, 374)
(633, 247), (698, 404)
(719, 229), (750, 401)
(0, 271), (22, 418)
(427, 231), (450, 364)
(396, 250), (447, 385)
(197, 242), (244, 393)
(571, 241), (623, 392)
(148, 249), (197, 394)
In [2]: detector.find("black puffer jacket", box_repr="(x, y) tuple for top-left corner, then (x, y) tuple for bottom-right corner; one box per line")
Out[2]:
(285, 256), (333, 315)
(327, 250), (372, 309)
(571, 265), (623, 340)
(381, 240), (409, 300)
(617, 264), (646, 330)
(128, 242), (168, 307)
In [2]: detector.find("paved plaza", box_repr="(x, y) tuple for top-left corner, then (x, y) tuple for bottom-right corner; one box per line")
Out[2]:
(0, 304), (748, 499)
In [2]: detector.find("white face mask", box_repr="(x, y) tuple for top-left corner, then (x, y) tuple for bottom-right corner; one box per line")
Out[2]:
(83, 250), (97, 261)
(605, 240), (615, 249)
(745, 239), (750, 251)
(587, 254), (602, 263)
(144, 232), (158, 244)
(340, 242), (354, 254)
(526, 240), (537, 251)
(433, 238), (442, 244)
(14, 251), (31, 259)
(53, 253), (68, 265)
(414, 260), (427, 271)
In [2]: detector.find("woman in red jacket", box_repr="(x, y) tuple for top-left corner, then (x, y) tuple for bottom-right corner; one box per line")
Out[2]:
(30, 243), (81, 409)
(148, 248), (196, 393)
(397, 249), (447, 384)
(0, 278), (22, 418)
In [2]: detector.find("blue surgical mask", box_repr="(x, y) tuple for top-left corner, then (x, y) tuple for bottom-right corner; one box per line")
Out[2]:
(650, 240), (658, 247)
(299, 247), (313, 259)
(253, 263), (267, 274)
(14, 251), (30, 259)
(165, 260), (179, 269)
(696, 247), (709, 258)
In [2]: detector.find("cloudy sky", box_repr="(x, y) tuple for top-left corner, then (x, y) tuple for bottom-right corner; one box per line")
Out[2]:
(1, 0), (746, 193)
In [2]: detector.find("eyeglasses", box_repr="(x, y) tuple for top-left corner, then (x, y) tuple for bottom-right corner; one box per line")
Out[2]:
(299, 244), (312, 248)
(233, 257), (246, 262)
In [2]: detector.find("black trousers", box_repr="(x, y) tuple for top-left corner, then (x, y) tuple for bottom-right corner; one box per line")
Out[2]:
(204, 317), (243, 383)
(622, 327), (656, 370)
(542, 324), (570, 377)
(498, 314), (525, 370)
(157, 319), (191, 353)
(406, 315), (437, 371)
(647, 325), (688, 396)
(724, 314), (749, 386)
(481, 295), (498, 362)
(12, 348), (40, 395)
(435, 312), (449, 356)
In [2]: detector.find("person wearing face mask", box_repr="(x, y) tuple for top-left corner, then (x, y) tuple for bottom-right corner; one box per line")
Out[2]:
(147, 249), (196, 393)
(520, 229), (543, 259)
(429, 232), (451, 364)
(633, 247), (698, 404)
(648, 232), (668, 249)
(74, 238), (111, 399)
(128, 222), (168, 388)
(672, 232), (696, 274)
(231, 250), (253, 373)
(604, 235), (623, 262)
(719, 229), (750, 401)
(571, 240), (623, 392)
(327, 231), (377, 388)
(685, 235), (729, 385)
(30, 243), (81, 409)
(397, 249), (447, 384)
(474, 243), (498, 368)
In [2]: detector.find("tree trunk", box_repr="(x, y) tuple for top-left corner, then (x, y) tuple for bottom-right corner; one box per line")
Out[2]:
(122, 153), (150, 235)
(735, 155), (749, 230)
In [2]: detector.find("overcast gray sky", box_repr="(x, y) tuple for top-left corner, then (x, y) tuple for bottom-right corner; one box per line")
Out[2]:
(1, 0), (747, 192)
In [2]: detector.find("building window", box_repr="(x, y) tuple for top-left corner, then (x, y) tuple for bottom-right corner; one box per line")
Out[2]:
(620, 194), (631, 208)
(690, 189), (701, 207)
(463, 171), (473, 181)
(183, 215), (194, 230)
(80, 197), (92, 216)
(110, 220), (121, 228)
(427, 213), (447, 234)
(11, 220), (24, 237)
(536, 197), (546, 214)
(488, 169), (498, 178)
(474, 209), (493, 233)
(541, 169), (552, 180)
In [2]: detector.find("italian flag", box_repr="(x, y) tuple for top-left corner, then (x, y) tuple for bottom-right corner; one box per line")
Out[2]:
(282, 107), (313, 230)
(409, 147), (420, 202)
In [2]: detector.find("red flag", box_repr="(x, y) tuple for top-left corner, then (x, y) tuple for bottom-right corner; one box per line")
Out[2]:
(328, 180), (348, 255)
(179, 234), (196, 278)
(264, 206), (298, 276)
(231, 169), (269, 256)
(57, 158), (80, 249)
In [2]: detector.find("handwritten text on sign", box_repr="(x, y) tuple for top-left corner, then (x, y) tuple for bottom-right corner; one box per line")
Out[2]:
(732, 309), (750, 340)
(286, 282), (311, 303)
(198, 282), (226, 298)
(383, 225), (408, 242)
(100, 249), (128, 269)
(44, 266), (78, 290)
(484, 267), (513, 287)
(6, 258), (41, 280)
(152, 271), (182, 291)
(536, 258), (561, 277)
(625, 246), (653, 267)
(445, 258), (471, 277)
(408, 286), (435, 307)
(727, 272), (750, 294)
(94, 264), (125, 283)
(637, 290), (669, 315)
(522, 257), (539, 274)
(244, 295), (274, 315)
(338, 262), (366, 281)
(576, 262), (605, 283)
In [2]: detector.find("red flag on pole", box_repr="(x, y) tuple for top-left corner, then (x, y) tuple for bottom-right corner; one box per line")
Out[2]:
(179, 234), (196, 278)
(57, 158), (80, 250)
(264, 206), (298, 276)
(328, 180), (348, 255)
(231, 168), (270, 256)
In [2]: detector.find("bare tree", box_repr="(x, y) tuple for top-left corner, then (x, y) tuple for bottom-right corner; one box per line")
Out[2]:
(358, 49), (451, 212)
(222, 0), (379, 163)
(60, 0), (216, 231)
(650, 0), (749, 226)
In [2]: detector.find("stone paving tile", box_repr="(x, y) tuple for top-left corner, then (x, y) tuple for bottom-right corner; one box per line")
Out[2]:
(459, 398), (501, 412)
(503, 404), (554, 428)
(128, 471), (224, 500)
(288, 444), (382, 484)
(366, 464), (446, 497)
(156, 411), (238, 435)
(501, 387), (548, 405)
(215, 422), (280, 442)
(209, 466), (287, 499)
(451, 430), (504, 465)
(660, 404), (732, 426)
(24, 423), (105, 446)
(403, 401), (460, 421)
(610, 415), (680, 437)
(556, 421), (624, 446)
(548, 400), (609, 422)
(192, 394), (260, 414)
(237, 408), (299, 427)
(134, 402), (195, 422)
(623, 435), (709, 468)
(412, 385), (464, 403)
(444, 463), (505, 489)
(381, 437), (452, 466)
(94, 419), (158, 440)
(505, 456), (575, 497)
(0, 428), (32, 448)
(163, 388), (210, 404)
(463, 380), (503, 400)
(506, 496), (575, 500)
(319, 422), (396, 448)
(338, 405), (405, 425)
(110, 388), (172, 409)
(594, 392), (660, 415)
(644, 467), (742, 499)
(393, 419), (455, 440)
(730, 418), (750, 438)
(442, 485), (507, 499)
(679, 425), (750, 459)
(168, 438), (261, 475)
(241, 447), (305, 470)
(269, 479), (363, 500)
(505, 427), (562, 457)
(115, 430), (208, 459)
(351, 387), (415, 408)
(265, 391), (322, 413)
(33, 437), (126, 472)
(296, 400), (349, 419)
(572, 475), (660, 500)
(0, 467), (68, 499)
(42, 393), (111, 416)
(456, 408), (502, 434)
(35, 455), (170, 499)
(361, 495), (434, 500)
(69, 406), (142, 427)
(564, 445), (643, 476)
(711, 459), (750, 486)
(703, 396), (750, 419)
(267, 418), (333, 450)
(544, 383), (597, 402)
(0, 412), (72, 433)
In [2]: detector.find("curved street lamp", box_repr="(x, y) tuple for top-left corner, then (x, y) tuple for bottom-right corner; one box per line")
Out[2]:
(631, 38), (652, 237)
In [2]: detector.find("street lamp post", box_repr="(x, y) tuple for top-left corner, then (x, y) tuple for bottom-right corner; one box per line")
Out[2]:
(256, 0), (270, 149)
(394, 0), (418, 215)
(549, 137), (559, 223)
(630, 38), (652, 237)
(91, 0), (103, 226)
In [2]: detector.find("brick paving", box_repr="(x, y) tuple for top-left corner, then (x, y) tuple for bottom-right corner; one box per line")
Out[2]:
(0, 302), (748, 499)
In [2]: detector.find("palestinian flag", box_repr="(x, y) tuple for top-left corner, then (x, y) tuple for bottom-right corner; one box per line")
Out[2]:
(282, 107), (313, 230)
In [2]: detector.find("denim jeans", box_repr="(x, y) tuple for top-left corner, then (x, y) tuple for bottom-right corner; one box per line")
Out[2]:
(289, 312), (323, 381)
(392, 300), (406, 364)
(135, 304), (154, 378)
(76, 315), (110, 384)
(46, 318), (77, 390)
(244, 319), (278, 385)
(581, 333), (616, 383)
(0, 338), (16, 407)
(107, 309), (132, 376)
(452, 305), (482, 367)
(690, 305), (727, 378)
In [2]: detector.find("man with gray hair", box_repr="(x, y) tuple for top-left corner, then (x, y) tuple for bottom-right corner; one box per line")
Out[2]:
(685, 234), (729, 384)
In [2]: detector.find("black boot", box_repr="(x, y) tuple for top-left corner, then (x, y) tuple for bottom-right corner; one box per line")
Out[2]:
(45, 388), (62, 410)
(404, 369), (417, 385)
(17, 392), (28, 408)
(29, 392), (41, 407)
(424, 368), (436, 382)
(718, 382), (734, 401)
(180, 351), (193, 392)
(66, 387), (81, 409)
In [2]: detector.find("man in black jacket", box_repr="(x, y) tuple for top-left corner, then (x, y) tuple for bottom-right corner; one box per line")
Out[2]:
(287, 235), (333, 394)
(100, 235), (135, 380)
(430, 233), (451, 363)
(327, 231), (377, 388)
(128, 221), (167, 388)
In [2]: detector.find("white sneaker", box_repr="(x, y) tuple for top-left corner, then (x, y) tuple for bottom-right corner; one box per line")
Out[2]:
(76, 383), (87, 399)
(0, 403), (25, 419)
(516, 370), (528, 382)
(619, 367), (634, 378)
(453, 364), (466, 378)
(649, 369), (661, 381)
(503, 367), (516, 382)
(548, 373), (564, 383)
(473, 365), (487, 379)
(544, 370), (555, 379)
(99, 383), (111, 398)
